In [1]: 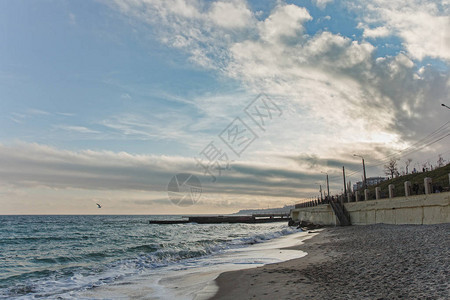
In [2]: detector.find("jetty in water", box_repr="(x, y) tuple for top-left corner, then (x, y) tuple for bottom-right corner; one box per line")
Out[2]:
(149, 214), (290, 225)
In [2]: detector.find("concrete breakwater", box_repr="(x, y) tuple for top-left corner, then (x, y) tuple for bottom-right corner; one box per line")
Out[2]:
(149, 214), (291, 224)
(291, 192), (450, 225)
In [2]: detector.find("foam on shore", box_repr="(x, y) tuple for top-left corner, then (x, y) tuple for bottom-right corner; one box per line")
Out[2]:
(78, 230), (314, 299)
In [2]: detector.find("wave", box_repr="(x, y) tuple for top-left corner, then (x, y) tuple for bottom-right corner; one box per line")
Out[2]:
(0, 222), (300, 299)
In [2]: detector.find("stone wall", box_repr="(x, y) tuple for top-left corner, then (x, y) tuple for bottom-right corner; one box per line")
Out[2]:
(291, 192), (450, 225)
(291, 204), (337, 226)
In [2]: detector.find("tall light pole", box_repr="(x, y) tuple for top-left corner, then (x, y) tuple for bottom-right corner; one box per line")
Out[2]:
(342, 166), (347, 197)
(321, 171), (330, 201)
(442, 103), (450, 110)
(353, 154), (367, 190)
(315, 182), (323, 201)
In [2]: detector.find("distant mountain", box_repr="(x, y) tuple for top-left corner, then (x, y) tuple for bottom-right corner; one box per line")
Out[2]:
(233, 205), (294, 215)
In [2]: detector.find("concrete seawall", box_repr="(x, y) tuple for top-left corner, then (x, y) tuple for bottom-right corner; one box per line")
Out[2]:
(291, 192), (450, 225)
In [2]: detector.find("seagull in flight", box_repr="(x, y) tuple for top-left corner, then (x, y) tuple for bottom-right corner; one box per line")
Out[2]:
(96, 203), (102, 208)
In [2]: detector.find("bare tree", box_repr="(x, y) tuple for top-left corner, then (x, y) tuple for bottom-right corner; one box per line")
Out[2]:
(437, 155), (445, 168)
(384, 158), (398, 179)
(404, 158), (412, 174)
(422, 161), (428, 172)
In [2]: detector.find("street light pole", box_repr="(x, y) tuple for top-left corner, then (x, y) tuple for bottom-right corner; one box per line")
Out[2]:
(342, 166), (347, 197)
(321, 171), (330, 201)
(315, 182), (323, 202)
(354, 154), (367, 189)
(327, 174), (330, 200)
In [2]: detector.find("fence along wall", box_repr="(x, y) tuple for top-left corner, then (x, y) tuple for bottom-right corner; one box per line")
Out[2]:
(290, 192), (450, 225)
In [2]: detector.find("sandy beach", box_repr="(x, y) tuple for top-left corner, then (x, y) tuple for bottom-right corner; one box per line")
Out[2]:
(211, 224), (449, 299)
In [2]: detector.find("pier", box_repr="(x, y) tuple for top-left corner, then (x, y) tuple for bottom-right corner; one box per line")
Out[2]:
(149, 213), (290, 225)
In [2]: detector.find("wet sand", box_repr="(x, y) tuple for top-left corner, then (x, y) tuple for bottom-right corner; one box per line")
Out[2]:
(211, 224), (449, 299)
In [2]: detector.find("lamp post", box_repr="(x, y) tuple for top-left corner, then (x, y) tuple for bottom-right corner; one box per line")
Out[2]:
(442, 103), (450, 110)
(315, 182), (323, 201)
(353, 154), (367, 190)
(321, 171), (330, 201)
(342, 166), (347, 198)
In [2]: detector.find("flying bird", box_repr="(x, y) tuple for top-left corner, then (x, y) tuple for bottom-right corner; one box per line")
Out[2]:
(96, 203), (102, 208)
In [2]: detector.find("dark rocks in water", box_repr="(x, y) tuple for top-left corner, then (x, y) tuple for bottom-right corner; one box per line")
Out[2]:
(288, 220), (298, 227)
(288, 220), (323, 230)
(297, 220), (323, 230)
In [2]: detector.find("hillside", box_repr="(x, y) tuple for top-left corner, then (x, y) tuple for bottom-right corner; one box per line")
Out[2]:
(363, 164), (450, 199)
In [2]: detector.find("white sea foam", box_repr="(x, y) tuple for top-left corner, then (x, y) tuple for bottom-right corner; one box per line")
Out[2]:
(1, 216), (306, 299)
(77, 230), (314, 300)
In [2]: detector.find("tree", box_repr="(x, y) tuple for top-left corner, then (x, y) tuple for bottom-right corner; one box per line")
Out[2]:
(404, 158), (412, 174)
(437, 155), (445, 168)
(384, 158), (398, 179)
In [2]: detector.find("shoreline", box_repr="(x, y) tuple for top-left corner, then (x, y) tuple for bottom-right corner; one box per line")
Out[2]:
(78, 228), (312, 299)
(210, 224), (449, 299)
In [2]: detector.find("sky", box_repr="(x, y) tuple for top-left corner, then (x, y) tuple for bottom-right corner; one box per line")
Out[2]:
(0, 0), (449, 214)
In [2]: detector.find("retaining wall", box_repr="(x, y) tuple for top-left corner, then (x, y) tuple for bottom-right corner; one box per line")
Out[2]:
(290, 192), (450, 225)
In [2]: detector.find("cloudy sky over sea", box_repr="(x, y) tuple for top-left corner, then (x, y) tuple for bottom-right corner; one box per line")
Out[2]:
(1, 0), (449, 214)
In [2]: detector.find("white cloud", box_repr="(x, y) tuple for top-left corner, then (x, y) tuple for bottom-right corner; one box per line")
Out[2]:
(258, 4), (312, 43)
(208, 0), (253, 29)
(349, 0), (450, 61)
(57, 125), (100, 134)
(121, 93), (132, 100)
(56, 112), (76, 117)
(27, 108), (51, 115)
(110, 0), (257, 69)
(357, 23), (390, 38)
(107, 0), (449, 161)
(99, 112), (211, 150)
(313, 0), (334, 10)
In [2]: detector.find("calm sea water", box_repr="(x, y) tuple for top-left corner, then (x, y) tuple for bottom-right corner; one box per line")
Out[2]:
(0, 215), (298, 299)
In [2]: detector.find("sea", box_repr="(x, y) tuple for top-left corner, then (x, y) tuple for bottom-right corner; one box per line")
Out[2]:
(0, 215), (309, 299)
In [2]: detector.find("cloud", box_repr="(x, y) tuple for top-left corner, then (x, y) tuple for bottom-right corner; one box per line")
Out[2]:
(3, 140), (445, 212)
(258, 4), (312, 43)
(357, 23), (390, 38)
(313, 0), (334, 10)
(9, 113), (25, 124)
(348, 0), (450, 61)
(3, 1), (448, 213)
(100, 112), (208, 149)
(106, 0), (449, 166)
(56, 112), (76, 117)
(68, 12), (76, 25)
(121, 93), (132, 100)
(0, 142), (189, 192)
(209, 0), (253, 29)
(109, 0), (257, 69)
(27, 108), (51, 116)
(8, 109), (53, 125)
(286, 153), (362, 170)
(57, 125), (100, 134)
(0, 142), (323, 199)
